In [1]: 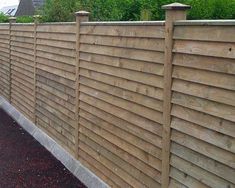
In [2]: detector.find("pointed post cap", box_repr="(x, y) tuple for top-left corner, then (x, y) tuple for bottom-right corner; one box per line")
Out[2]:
(75, 11), (90, 16)
(162, 2), (191, 10)
(9, 17), (16, 21)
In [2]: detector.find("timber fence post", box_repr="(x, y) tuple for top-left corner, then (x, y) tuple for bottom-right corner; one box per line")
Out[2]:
(33, 15), (41, 124)
(75, 11), (90, 159)
(161, 3), (191, 188)
(8, 17), (16, 104)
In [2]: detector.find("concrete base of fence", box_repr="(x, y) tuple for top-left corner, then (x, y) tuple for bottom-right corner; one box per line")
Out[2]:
(0, 96), (109, 188)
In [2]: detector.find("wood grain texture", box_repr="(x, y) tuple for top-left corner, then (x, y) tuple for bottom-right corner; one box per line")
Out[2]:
(0, 20), (235, 188)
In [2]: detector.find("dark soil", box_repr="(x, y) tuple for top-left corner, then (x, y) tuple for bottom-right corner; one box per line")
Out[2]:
(0, 108), (86, 188)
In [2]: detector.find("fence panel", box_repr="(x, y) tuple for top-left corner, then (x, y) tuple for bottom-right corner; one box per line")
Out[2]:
(0, 24), (10, 101)
(0, 8), (234, 188)
(10, 24), (35, 121)
(77, 22), (165, 188)
(35, 23), (77, 155)
(169, 22), (235, 188)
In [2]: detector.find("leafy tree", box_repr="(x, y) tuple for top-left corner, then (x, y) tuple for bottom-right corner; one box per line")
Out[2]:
(36, 0), (235, 22)
(41, 0), (80, 22)
(0, 13), (9, 23)
(16, 16), (34, 23)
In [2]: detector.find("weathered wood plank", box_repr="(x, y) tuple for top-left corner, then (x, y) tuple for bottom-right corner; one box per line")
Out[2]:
(172, 92), (235, 122)
(173, 66), (235, 91)
(171, 130), (235, 168)
(173, 40), (235, 59)
(80, 68), (163, 100)
(80, 85), (163, 124)
(37, 24), (76, 33)
(171, 117), (235, 153)
(80, 35), (164, 51)
(80, 52), (164, 76)
(172, 79), (235, 106)
(79, 92), (162, 137)
(170, 167), (209, 188)
(80, 25), (165, 38)
(171, 142), (235, 184)
(80, 43), (164, 64)
(173, 53), (235, 75)
(79, 101), (161, 148)
(80, 60), (163, 88)
(80, 76), (163, 111)
(79, 109), (162, 157)
(171, 104), (235, 138)
(174, 25), (235, 42)
(171, 154), (235, 188)
(79, 121), (162, 171)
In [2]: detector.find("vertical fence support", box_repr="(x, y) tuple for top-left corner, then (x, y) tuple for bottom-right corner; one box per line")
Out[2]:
(161, 3), (191, 188)
(8, 17), (16, 104)
(33, 15), (41, 124)
(75, 11), (90, 159)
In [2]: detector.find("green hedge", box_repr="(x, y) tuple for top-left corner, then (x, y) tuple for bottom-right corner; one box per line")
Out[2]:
(0, 0), (234, 23)
(41, 0), (235, 22)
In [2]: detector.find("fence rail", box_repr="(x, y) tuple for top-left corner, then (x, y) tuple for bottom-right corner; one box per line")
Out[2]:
(0, 3), (234, 188)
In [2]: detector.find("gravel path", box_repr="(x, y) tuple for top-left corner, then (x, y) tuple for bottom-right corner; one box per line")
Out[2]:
(0, 108), (86, 188)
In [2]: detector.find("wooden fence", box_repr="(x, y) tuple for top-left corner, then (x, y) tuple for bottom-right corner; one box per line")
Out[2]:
(0, 3), (234, 188)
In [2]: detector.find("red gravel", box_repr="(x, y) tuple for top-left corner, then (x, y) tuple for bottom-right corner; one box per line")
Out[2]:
(0, 108), (86, 188)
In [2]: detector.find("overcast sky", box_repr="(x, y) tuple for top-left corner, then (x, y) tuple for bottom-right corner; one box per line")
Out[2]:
(0, 0), (19, 9)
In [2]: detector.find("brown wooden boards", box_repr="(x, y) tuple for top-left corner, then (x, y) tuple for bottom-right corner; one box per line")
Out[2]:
(35, 24), (77, 155)
(78, 23), (165, 188)
(0, 24), (10, 101)
(169, 23), (235, 188)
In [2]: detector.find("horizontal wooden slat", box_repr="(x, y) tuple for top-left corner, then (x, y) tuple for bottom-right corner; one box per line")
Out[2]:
(173, 53), (235, 75)
(172, 92), (235, 122)
(170, 167), (209, 188)
(80, 25), (165, 38)
(173, 40), (235, 59)
(80, 43), (164, 64)
(36, 81), (75, 104)
(36, 50), (75, 66)
(79, 101), (161, 148)
(80, 76), (163, 111)
(78, 148), (124, 188)
(79, 121), (162, 171)
(171, 154), (235, 188)
(79, 140), (147, 188)
(36, 56), (75, 73)
(171, 142), (235, 184)
(171, 130), (235, 168)
(80, 52), (164, 76)
(80, 35), (164, 51)
(80, 60), (163, 88)
(171, 104), (235, 138)
(173, 66), (235, 91)
(36, 32), (76, 42)
(36, 44), (76, 58)
(80, 68), (163, 100)
(37, 38), (75, 49)
(174, 25), (235, 42)
(80, 85), (163, 124)
(172, 79), (235, 106)
(11, 25), (34, 32)
(37, 24), (76, 33)
(79, 93), (162, 137)
(37, 63), (75, 81)
(79, 109), (162, 156)
(171, 117), (235, 153)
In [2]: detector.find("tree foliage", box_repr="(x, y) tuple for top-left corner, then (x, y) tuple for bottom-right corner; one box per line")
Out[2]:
(0, 0), (234, 23)
(41, 0), (235, 22)
(0, 13), (9, 23)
